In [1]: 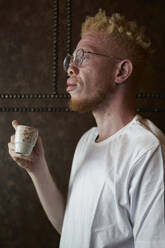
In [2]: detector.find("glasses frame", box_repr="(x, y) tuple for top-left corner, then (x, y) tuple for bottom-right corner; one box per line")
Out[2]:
(63, 48), (123, 72)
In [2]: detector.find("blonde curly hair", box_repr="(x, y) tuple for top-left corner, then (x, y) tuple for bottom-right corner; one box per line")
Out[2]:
(81, 9), (152, 72)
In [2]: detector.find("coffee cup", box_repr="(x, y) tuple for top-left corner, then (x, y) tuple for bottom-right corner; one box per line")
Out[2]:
(15, 125), (38, 156)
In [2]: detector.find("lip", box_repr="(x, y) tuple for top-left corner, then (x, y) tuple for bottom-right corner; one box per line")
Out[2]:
(66, 80), (78, 92)
(66, 84), (77, 92)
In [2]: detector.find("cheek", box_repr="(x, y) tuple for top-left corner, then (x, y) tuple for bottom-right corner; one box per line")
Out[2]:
(79, 65), (112, 89)
(79, 70), (91, 85)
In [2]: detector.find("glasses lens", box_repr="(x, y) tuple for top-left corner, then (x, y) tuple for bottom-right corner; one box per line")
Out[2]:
(63, 49), (84, 72)
(74, 49), (84, 67)
(63, 55), (72, 72)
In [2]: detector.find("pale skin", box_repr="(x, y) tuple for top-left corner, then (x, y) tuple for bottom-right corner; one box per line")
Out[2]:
(68, 32), (137, 141)
(8, 120), (65, 234)
(8, 32), (137, 234)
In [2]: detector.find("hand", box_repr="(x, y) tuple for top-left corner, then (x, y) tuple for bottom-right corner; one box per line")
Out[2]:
(8, 120), (46, 173)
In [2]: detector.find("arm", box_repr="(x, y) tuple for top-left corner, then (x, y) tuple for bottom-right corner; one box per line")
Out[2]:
(28, 157), (65, 234)
(8, 120), (65, 234)
(129, 143), (165, 248)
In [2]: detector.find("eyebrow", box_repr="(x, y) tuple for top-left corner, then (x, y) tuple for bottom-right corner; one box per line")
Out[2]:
(82, 45), (101, 54)
(84, 45), (99, 52)
(74, 45), (101, 55)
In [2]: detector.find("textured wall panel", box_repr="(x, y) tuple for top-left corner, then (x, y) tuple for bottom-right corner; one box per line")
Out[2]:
(0, 0), (164, 247)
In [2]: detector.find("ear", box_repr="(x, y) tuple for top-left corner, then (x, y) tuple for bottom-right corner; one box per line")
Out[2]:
(114, 59), (133, 85)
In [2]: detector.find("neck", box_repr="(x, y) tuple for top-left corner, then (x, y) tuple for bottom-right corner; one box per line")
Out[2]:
(92, 90), (136, 142)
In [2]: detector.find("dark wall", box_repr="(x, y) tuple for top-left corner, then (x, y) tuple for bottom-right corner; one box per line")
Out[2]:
(0, 0), (164, 247)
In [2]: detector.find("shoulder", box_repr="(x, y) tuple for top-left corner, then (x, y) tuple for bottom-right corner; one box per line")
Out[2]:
(113, 115), (165, 166)
(124, 115), (164, 153)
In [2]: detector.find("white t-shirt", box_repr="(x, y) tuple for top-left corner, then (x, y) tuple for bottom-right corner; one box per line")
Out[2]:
(60, 115), (165, 248)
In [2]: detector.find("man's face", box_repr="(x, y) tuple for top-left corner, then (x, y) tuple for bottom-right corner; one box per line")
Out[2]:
(66, 32), (116, 113)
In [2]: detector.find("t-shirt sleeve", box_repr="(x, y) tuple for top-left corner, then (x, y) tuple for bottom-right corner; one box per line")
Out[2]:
(129, 143), (165, 248)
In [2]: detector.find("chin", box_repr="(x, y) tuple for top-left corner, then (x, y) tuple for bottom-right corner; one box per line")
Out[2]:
(68, 97), (102, 113)
(68, 99), (90, 113)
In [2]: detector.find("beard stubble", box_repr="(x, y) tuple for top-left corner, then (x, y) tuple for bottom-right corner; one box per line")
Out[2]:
(68, 83), (112, 113)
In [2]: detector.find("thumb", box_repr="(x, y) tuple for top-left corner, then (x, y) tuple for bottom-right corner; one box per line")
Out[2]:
(12, 120), (21, 130)
(33, 135), (45, 155)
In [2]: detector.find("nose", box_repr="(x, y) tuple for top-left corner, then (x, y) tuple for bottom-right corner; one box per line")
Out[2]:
(67, 64), (79, 77)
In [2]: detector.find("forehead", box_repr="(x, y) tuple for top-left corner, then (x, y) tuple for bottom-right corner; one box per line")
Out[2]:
(76, 32), (110, 53)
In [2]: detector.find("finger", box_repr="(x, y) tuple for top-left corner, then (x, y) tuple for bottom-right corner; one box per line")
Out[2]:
(10, 134), (15, 143)
(9, 150), (33, 162)
(35, 135), (42, 146)
(14, 157), (32, 169)
(8, 142), (15, 151)
(14, 154), (33, 162)
(12, 120), (20, 130)
(33, 135), (43, 153)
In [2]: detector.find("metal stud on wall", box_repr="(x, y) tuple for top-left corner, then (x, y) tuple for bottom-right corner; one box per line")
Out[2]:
(0, 0), (164, 113)
(0, 0), (71, 112)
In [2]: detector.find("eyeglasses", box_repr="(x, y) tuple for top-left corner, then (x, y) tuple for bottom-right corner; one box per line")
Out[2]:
(63, 48), (122, 72)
